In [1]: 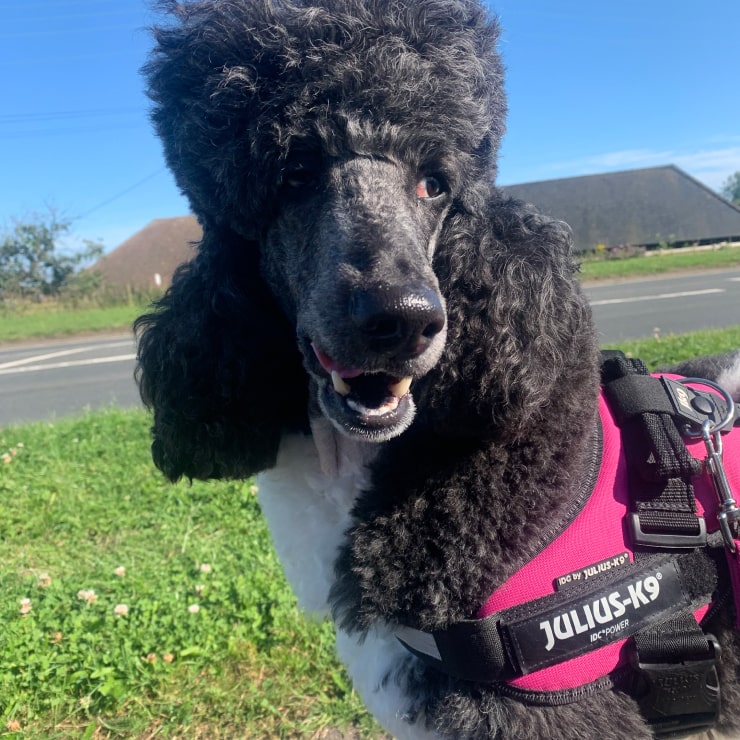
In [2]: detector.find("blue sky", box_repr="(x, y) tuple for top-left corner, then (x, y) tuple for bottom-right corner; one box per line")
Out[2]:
(2, 0), (739, 253)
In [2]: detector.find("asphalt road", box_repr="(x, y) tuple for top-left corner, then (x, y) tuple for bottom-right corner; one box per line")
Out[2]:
(1, 268), (739, 426)
(0, 334), (139, 426)
(584, 267), (740, 344)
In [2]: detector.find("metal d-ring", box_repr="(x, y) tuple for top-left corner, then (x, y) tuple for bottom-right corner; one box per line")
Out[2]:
(671, 378), (738, 550)
(677, 377), (736, 437)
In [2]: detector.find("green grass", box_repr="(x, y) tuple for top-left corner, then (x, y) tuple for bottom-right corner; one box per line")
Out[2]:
(603, 324), (740, 368)
(0, 409), (378, 738)
(0, 304), (145, 344)
(580, 245), (740, 282)
(0, 326), (738, 737)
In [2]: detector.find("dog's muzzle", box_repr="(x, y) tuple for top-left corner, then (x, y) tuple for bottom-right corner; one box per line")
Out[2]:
(310, 283), (446, 441)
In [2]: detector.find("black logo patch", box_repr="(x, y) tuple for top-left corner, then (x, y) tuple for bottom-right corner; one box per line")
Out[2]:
(503, 559), (689, 675)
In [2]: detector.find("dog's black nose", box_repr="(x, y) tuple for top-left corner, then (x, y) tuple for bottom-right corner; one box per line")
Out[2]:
(349, 284), (445, 358)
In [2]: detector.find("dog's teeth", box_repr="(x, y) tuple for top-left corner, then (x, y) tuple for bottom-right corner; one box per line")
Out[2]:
(389, 377), (412, 398)
(331, 371), (351, 396)
(347, 397), (400, 416)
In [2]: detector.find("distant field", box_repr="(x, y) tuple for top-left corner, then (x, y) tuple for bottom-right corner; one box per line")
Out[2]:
(579, 244), (740, 281)
(0, 304), (145, 344)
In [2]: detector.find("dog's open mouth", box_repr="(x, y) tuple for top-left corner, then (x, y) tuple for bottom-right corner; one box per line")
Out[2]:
(312, 345), (416, 440)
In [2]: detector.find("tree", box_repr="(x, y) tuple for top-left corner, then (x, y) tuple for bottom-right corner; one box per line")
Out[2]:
(0, 211), (103, 300)
(720, 171), (740, 206)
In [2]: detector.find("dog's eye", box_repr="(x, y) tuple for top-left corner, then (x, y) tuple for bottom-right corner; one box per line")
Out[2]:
(281, 156), (323, 190)
(282, 168), (316, 189)
(415, 176), (445, 200)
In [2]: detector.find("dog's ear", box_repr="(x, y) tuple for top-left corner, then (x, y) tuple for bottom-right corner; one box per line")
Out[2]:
(135, 226), (307, 481)
(420, 196), (600, 437)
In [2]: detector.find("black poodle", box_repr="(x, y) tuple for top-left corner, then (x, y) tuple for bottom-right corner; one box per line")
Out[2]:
(135, 1), (740, 737)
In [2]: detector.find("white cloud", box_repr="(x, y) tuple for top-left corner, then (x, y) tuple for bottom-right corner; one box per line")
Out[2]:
(528, 144), (740, 192)
(671, 148), (740, 190)
(561, 149), (674, 171)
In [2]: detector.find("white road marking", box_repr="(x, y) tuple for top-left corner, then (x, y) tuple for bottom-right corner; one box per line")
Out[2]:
(0, 340), (132, 371)
(0, 354), (136, 377)
(590, 288), (725, 306)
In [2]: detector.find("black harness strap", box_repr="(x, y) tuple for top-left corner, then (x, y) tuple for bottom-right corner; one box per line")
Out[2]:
(601, 354), (707, 548)
(395, 552), (717, 685)
(601, 351), (729, 736)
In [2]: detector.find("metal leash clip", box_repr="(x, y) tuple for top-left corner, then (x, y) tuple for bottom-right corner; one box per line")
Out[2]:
(702, 421), (740, 552)
(678, 378), (738, 552)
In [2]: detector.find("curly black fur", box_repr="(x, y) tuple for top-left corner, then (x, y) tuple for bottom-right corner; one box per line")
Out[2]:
(135, 228), (308, 479)
(144, 0), (505, 239)
(135, 1), (740, 738)
(330, 202), (601, 633)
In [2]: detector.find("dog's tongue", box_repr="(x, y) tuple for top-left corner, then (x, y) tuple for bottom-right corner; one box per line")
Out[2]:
(311, 344), (412, 402)
(312, 345), (363, 379)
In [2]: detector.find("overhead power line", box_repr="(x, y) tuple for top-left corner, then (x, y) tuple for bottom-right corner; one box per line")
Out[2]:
(8, 0), (121, 7)
(0, 107), (150, 139)
(0, 107), (143, 124)
(10, 9), (134, 24)
(77, 168), (169, 220)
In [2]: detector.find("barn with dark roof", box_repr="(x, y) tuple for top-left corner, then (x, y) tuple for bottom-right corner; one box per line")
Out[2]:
(501, 165), (740, 252)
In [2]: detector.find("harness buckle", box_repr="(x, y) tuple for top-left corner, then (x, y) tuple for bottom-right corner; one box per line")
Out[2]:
(628, 512), (707, 549)
(632, 635), (721, 739)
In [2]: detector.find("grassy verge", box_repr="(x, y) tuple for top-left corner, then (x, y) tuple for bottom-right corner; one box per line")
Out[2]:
(0, 409), (377, 738)
(0, 304), (145, 344)
(603, 324), (740, 368)
(580, 244), (740, 282)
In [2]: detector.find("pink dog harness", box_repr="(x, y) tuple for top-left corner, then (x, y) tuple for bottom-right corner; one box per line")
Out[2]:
(396, 354), (740, 737)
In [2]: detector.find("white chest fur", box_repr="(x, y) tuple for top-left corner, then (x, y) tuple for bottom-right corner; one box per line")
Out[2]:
(255, 420), (375, 616)
(256, 420), (439, 739)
